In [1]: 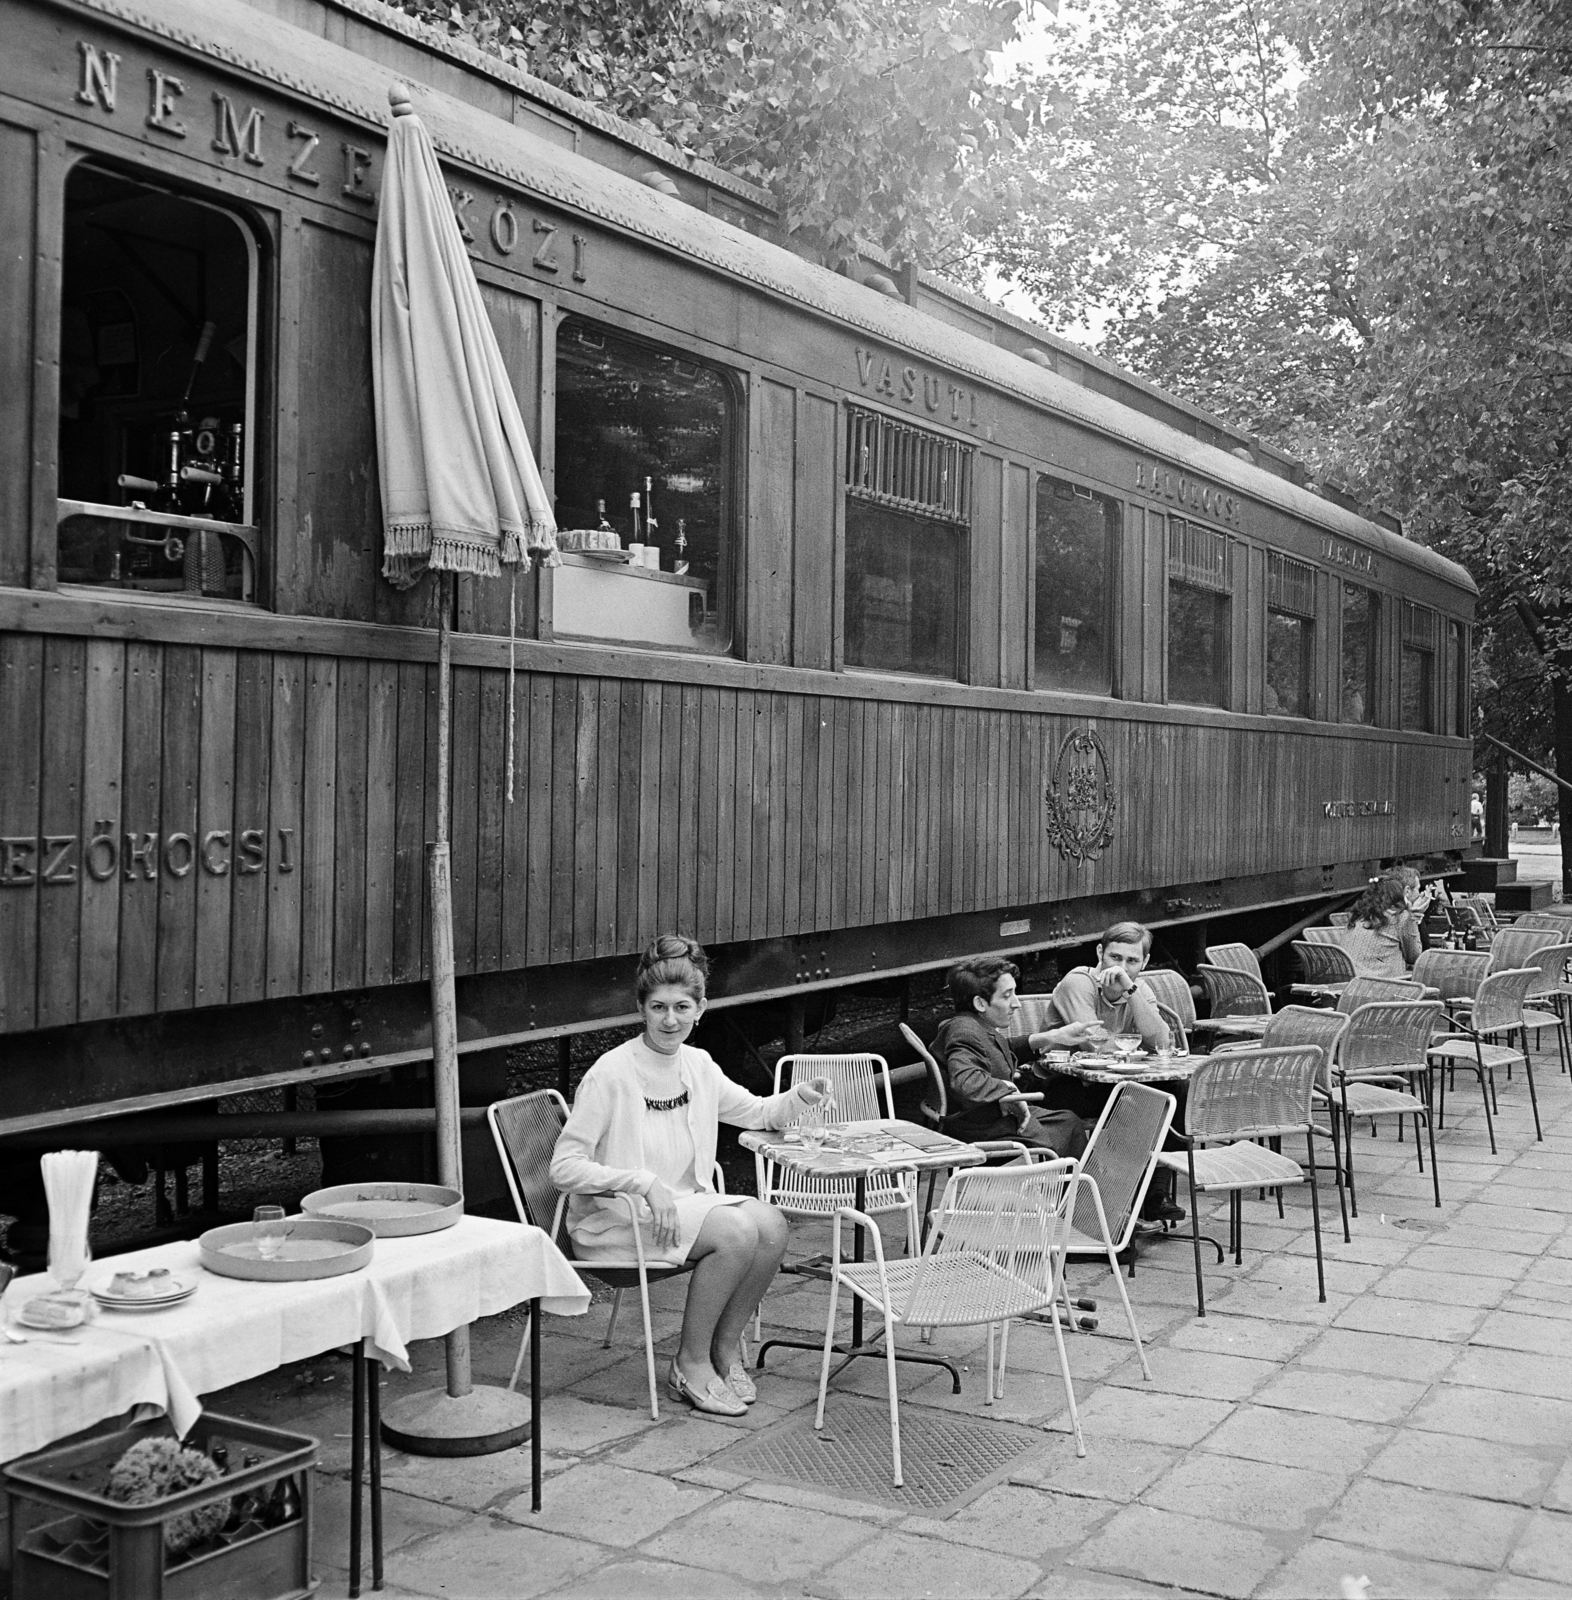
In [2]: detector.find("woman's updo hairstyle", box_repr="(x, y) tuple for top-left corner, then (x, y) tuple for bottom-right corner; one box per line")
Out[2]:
(1350, 875), (1406, 930)
(636, 934), (709, 1005)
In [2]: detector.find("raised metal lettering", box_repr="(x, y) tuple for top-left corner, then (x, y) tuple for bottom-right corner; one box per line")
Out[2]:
(0, 838), (36, 886)
(341, 143), (374, 202)
(212, 94), (264, 164)
(531, 218), (560, 273)
(489, 201), (517, 255)
(856, 348), (876, 386)
(571, 232), (588, 282)
(900, 365), (918, 403)
(85, 825), (117, 882)
(77, 42), (119, 112)
(163, 832), (195, 877)
(146, 70), (186, 138)
(123, 832), (157, 880)
(41, 836), (77, 885)
(237, 828), (265, 874)
(449, 187), (476, 244)
(201, 830), (232, 875)
(286, 121), (322, 186)
(277, 826), (296, 873)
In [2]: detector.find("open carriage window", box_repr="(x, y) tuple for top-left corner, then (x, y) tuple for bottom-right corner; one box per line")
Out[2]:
(1166, 518), (1232, 708)
(1450, 620), (1470, 737)
(1035, 477), (1114, 694)
(1341, 582), (1378, 724)
(843, 408), (972, 679)
(552, 315), (735, 652)
(56, 164), (258, 601)
(1264, 551), (1316, 717)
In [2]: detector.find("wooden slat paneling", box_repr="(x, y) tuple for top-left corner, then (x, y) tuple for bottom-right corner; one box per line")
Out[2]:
(117, 643), (163, 1018)
(364, 659), (399, 987)
(391, 661), (427, 984)
(194, 649), (237, 1010)
(155, 648), (202, 1014)
(36, 638), (85, 1028)
(1001, 464), (1031, 691)
(335, 658), (370, 991)
(78, 641), (125, 1023)
(749, 379), (795, 667)
(970, 454), (1004, 689)
(793, 394), (838, 671)
(0, 124), (35, 589)
(300, 656), (339, 993)
(266, 655), (306, 998)
(228, 653), (273, 1006)
(474, 669), (506, 971)
(0, 636), (44, 1029)
(448, 666), (480, 975)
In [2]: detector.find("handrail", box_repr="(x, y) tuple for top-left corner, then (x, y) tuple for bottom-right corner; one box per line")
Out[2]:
(1482, 732), (1572, 796)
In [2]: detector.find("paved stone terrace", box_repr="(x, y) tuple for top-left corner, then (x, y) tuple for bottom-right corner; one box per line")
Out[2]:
(210, 1043), (1572, 1600)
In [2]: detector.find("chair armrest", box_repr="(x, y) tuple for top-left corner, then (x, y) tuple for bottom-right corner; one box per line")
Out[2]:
(1002, 1091), (1044, 1104)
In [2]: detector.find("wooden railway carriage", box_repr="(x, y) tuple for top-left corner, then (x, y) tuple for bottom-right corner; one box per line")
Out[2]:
(0, 0), (1477, 1137)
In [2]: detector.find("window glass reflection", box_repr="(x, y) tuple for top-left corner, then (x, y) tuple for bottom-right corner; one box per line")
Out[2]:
(1035, 477), (1114, 694)
(554, 316), (733, 652)
(1168, 581), (1230, 706)
(1265, 612), (1312, 716)
(1341, 583), (1377, 724)
(843, 501), (960, 677)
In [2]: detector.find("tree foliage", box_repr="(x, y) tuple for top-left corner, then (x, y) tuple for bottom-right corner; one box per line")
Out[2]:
(988, 0), (1571, 790)
(383, 0), (1037, 269)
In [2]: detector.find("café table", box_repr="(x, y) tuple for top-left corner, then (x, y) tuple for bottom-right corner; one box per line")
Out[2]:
(1033, 1049), (1212, 1089)
(0, 1216), (589, 1594)
(740, 1119), (985, 1392)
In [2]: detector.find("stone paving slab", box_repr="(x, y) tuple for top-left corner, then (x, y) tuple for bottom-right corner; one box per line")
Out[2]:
(72, 1039), (1572, 1600)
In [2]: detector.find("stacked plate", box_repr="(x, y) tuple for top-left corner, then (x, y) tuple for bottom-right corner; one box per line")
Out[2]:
(89, 1272), (196, 1313)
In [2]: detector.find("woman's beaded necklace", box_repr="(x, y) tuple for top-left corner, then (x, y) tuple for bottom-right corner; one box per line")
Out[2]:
(635, 1039), (689, 1113)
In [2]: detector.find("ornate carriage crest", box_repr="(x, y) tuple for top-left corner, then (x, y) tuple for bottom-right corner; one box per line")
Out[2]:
(1044, 728), (1118, 863)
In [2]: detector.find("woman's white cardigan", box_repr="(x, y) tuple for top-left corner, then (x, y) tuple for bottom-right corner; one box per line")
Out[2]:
(549, 1040), (807, 1243)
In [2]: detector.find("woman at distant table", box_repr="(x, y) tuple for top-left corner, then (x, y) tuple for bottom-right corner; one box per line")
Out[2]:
(1342, 876), (1421, 978)
(551, 934), (828, 1418)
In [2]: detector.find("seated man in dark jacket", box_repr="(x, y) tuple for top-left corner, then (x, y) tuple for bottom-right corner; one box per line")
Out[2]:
(931, 955), (1094, 1158)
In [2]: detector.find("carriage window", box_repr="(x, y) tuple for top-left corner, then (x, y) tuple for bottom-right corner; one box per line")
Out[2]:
(1264, 552), (1315, 717)
(1401, 602), (1438, 732)
(1035, 477), (1114, 694)
(1450, 620), (1470, 737)
(843, 409), (972, 678)
(57, 165), (258, 600)
(1166, 518), (1231, 708)
(1341, 582), (1378, 724)
(553, 316), (734, 652)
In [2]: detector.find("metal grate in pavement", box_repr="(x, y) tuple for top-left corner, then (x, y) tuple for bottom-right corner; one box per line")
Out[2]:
(710, 1396), (1046, 1516)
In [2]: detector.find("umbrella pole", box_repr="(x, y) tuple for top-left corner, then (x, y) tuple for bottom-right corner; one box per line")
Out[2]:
(430, 575), (469, 1397)
(383, 572), (532, 1457)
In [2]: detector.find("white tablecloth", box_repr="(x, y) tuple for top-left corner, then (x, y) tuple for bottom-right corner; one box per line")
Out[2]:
(0, 1216), (589, 1464)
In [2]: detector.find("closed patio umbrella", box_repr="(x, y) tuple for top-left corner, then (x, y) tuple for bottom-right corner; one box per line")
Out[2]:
(371, 80), (557, 1453)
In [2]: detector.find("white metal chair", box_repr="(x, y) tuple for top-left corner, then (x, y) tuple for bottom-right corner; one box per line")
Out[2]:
(1063, 1082), (1176, 1275)
(815, 1160), (1097, 1485)
(1195, 963), (1273, 1039)
(1009, 994), (1061, 1039)
(1259, 1006), (1352, 1242)
(1156, 1045), (1328, 1318)
(1290, 940), (1354, 1002)
(1143, 969), (1200, 1038)
(757, 1053), (921, 1256)
(488, 1089), (723, 1420)
(1334, 975), (1426, 1013)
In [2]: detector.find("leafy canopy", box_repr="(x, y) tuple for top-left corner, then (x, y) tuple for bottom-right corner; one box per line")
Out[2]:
(383, 0), (1039, 270)
(987, 0), (1572, 764)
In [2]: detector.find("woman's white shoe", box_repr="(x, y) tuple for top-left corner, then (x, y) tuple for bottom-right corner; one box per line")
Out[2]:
(725, 1362), (758, 1405)
(668, 1361), (747, 1417)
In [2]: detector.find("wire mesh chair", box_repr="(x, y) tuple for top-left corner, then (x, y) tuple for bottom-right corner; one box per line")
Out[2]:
(1290, 941), (1355, 1003)
(1335, 1001), (1445, 1214)
(1259, 1006), (1352, 1242)
(1065, 1082), (1176, 1275)
(815, 1161), (1093, 1484)
(1518, 942), (1571, 1076)
(1411, 948), (1489, 1010)
(1426, 967), (1543, 1152)
(1205, 943), (1263, 981)
(1334, 976), (1426, 1013)
(1153, 1000), (1189, 1056)
(1195, 964), (1273, 1040)
(1009, 994), (1061, 1039)
(1487, 927), (1556, 973)
(1460, 894), (1501, 940)
(488, 1089), (718, 1420)
(1513, 912), (1572, 933)
(1155, 1045), (1327, 1318)
(757, 1054), (920, 1256)
(1143, 969), (1199, 1034)
(1303, 925), (1352, 945)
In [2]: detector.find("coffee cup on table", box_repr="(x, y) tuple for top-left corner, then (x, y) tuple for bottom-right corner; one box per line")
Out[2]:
(627, 543), (645, 564)
(642, 546), (660, 569)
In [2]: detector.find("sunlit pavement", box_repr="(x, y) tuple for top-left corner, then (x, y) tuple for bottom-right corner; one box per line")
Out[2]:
(189, 1037), (1572, 1599)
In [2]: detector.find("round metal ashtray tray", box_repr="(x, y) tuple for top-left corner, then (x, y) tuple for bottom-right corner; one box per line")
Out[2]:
(299, 1182), (463, 1237)
(199, 1217), (375, 1281)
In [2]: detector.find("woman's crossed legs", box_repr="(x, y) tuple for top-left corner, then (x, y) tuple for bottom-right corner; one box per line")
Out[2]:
(676, 1198), (789, 1392)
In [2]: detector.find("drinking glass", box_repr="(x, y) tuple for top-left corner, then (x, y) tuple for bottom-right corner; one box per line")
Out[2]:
(253, 1205), (288, 1260)
(1112, 1033), (1143, 1062)
(49, 1239), (90, 1293)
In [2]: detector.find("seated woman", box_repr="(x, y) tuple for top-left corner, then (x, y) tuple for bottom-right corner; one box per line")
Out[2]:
(550, 934), (828, 1418)
(1342, 876), (1422, 978)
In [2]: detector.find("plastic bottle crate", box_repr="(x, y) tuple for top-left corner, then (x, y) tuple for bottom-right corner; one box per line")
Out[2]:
(3, 1411), (318, 1600)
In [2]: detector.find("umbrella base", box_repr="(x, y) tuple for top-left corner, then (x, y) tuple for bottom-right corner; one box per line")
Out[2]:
(380, 1385), (532, 1456)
